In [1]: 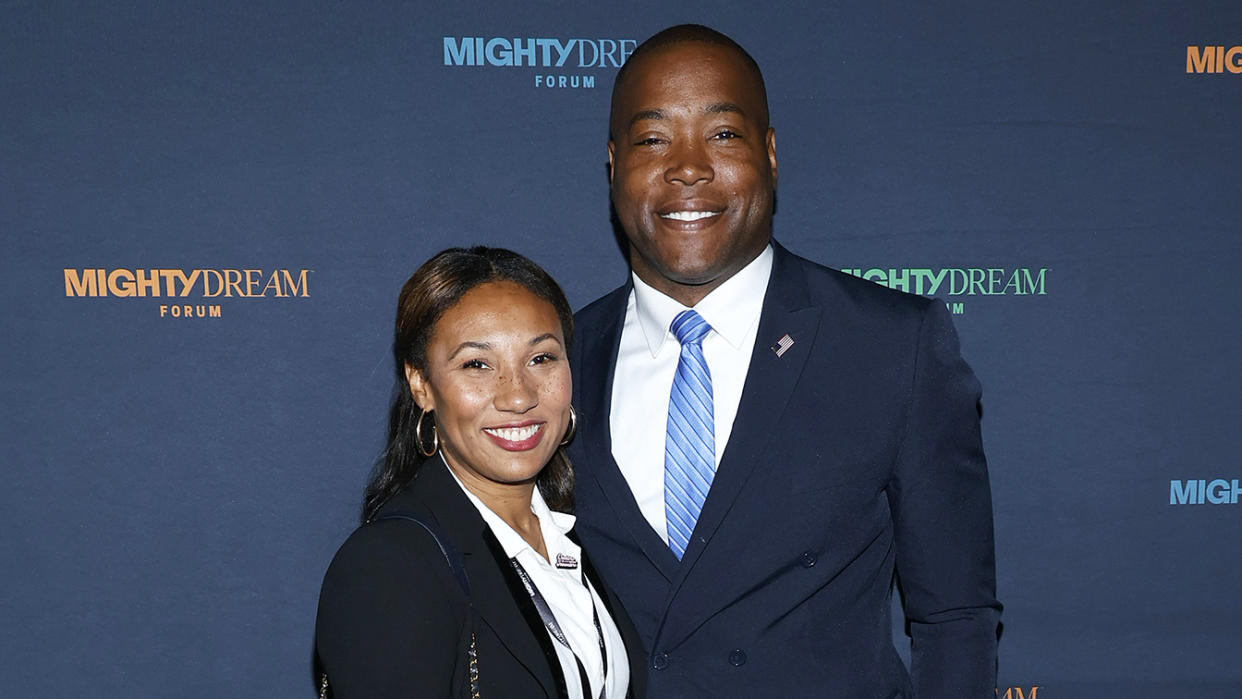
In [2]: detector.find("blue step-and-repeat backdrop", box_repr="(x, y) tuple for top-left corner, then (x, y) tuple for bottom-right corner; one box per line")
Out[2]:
(3, 2), (1240, 697)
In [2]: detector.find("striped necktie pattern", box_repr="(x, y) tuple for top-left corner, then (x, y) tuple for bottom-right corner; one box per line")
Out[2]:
(664, 309), (715, 560)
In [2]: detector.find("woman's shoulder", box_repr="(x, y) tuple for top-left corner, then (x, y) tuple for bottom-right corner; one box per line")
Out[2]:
(316, 506), (471, 646)
(315, 498), (473, 694)
(323, 506), (457, 591)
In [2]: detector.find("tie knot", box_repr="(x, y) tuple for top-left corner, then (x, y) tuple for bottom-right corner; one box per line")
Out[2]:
(670, 310), (712, 346)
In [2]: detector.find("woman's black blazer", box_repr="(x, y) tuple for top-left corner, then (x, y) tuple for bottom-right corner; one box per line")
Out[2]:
(316, 459), (648, 698)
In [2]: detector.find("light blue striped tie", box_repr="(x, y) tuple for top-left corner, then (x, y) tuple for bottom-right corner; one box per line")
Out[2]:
(665, 310), (715, 560)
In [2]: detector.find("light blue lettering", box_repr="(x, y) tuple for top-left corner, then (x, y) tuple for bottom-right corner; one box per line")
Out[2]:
(443, 37), (475, 66)
(485, 38), (512, 66)
(1170, 479), (1200, 505)
(577, 38), (600, 67)
(512, 38), (536, 66)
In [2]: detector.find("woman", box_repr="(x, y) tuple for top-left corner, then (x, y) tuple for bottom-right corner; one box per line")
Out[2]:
(316, 247), (645, 698)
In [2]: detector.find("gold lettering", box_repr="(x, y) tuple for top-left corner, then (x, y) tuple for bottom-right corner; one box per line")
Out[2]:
(66, 266), (308, 303)
(1228, 46), (1242, 74)
(261, 270), (285, 297)
(282, 269), (310, 297)
(135, 269), (160, 297)
(1187, 45), (1215, 73)
(209, 305), (222, 318)
(244, 269), (262, 297)
(107, 269), (135, 297)
(159, 270), (179, 296)
(162, 269), (199, 297)
(224, 269), (243, 298)
(181, 269), (201, 297)
(202, 269), (224, 297)
(64, 269), (98, 296)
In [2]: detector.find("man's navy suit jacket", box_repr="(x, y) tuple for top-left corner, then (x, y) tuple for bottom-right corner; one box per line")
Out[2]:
(568, 241), (1001, 698)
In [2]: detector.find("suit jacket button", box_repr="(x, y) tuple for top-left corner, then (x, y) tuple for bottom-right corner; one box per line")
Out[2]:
(728, 649), (747, 667)
(652, 652), (669, 670)
(800, 551), (817, 568)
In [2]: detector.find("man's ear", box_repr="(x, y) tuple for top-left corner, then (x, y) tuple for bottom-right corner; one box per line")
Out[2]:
(405, 363), (433, 412)
(607, 140), (616, 185)
(766, 127), (778, 186)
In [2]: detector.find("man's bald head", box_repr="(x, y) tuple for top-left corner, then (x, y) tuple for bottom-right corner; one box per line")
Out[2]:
(605, 24), (778, 307)
(610, 24), (769, 141)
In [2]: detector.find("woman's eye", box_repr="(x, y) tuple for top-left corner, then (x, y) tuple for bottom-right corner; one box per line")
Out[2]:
(462, 359), (489, 370)
(531, 353), (559, 365)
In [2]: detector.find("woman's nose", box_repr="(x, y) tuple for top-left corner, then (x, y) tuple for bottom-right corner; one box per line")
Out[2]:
(494, 370), (538, 412)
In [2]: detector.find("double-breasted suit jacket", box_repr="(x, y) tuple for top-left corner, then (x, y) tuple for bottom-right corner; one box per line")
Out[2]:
(316, 459), (648, 698)
(567, 241), (1001, 698)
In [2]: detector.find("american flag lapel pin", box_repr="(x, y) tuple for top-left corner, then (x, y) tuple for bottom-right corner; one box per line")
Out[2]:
(770, 333), (795, 357)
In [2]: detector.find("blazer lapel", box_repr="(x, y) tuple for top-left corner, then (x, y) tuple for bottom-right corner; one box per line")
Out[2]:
(575, 286), (681, 581)
(669, 242), (821, 583)
(410, 461), (564, 698)
(572, 533), (647, 699)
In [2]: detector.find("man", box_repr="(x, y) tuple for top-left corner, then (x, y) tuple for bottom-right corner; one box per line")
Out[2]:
(567, 24), (1001, 698)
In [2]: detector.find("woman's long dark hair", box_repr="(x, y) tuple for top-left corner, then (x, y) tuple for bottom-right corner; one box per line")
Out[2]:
(361, 246), (576, 522)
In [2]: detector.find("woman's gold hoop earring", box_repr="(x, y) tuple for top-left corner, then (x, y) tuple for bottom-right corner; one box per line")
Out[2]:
(415, 407), (439, 457)
(560, 405), (577, 446)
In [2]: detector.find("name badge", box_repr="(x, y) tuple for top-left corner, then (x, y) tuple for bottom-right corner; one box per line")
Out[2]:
(555, 553), (578, 570)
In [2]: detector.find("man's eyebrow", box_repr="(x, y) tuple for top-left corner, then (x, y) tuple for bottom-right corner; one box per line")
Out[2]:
(627, 103), (745, 129)
(628, 109), (665, 128)
(705, 101), (744, 116)
(447, 341), (490, 360)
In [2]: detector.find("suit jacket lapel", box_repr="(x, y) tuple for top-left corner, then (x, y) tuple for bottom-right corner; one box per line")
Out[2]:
(670, 242), (821, 582)
(575, 285), (681, 581)
(405, 460), (564, 698)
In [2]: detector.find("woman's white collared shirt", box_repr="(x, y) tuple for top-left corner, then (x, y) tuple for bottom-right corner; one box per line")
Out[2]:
(448, 464), (630, 699)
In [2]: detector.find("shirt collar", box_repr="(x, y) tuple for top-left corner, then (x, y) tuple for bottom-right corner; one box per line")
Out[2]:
(632, 244), (774, 357)
(444, 454), (577, 559)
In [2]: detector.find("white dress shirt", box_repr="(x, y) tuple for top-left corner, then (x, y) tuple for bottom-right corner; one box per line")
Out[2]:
(609, 245), (774, 543)
(447, 462), (629, 699)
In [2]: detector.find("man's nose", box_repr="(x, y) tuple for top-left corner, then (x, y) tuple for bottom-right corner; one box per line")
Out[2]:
(664, 140), (713, 186)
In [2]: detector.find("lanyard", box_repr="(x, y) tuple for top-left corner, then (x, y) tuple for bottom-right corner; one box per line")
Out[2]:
(510, 558), (609, 699)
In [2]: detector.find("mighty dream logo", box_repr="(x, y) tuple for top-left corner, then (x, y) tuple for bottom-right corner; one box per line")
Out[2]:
(840, 267), (1048, 314)
(443, 36), (637, 89)
(63, 267), (311, 319)
(1186, 45), (1242, 74)
(1169, 478), (1241, 505)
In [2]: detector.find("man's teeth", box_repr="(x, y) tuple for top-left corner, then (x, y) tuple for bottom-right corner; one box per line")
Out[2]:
(484, 424), (542, 441)
(661, 210), (720, 221)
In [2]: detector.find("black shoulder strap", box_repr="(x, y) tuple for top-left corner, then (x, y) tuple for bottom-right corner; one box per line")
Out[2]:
(374, 511), (471, 597)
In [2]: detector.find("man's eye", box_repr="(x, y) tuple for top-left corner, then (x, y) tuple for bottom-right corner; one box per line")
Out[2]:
(712, 130), (741, 140)
(634, 137), (664, 146)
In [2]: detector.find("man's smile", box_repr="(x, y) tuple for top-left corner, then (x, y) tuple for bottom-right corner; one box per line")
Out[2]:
(660, 210), (723, 221)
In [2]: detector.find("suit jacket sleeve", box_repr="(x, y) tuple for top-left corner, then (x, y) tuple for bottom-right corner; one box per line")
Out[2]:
(890, 300), (1001, 698)
(315, 520), (469, 699)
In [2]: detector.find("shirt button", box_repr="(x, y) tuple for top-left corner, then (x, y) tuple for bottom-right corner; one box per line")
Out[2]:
(652, 652), (669, 670)
(800, 551), (818, 568)
(728, 649), (747, 667)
